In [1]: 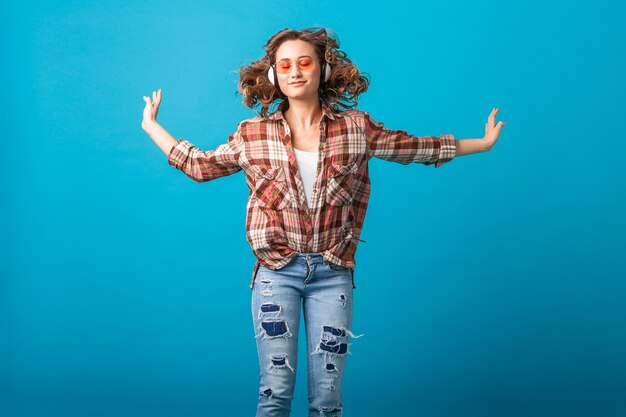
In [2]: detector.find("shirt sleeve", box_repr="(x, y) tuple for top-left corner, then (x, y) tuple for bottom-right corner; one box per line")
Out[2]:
(363, 112), (456, 168)
(167, 122), (245, 183)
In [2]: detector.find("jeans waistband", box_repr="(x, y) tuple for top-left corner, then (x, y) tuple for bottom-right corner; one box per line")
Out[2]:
(295, 252), (326, 264)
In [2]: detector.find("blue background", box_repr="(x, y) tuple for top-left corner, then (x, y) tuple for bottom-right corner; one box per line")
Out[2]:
(2, 0), (625, 416)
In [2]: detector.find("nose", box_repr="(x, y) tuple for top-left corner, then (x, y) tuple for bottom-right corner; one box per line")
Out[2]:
(289, 63), (303, 78)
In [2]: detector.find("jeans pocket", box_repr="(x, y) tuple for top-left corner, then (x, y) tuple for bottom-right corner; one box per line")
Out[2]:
(327, 262), (356, 288)
(328, 262), (351, 271)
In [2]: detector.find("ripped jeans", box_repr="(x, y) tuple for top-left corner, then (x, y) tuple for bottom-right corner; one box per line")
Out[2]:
(250, 253), (364, 417)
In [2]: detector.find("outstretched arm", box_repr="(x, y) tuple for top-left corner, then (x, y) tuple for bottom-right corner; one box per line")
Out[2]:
(363, 112), (456, 168)
(455, 107), (506, 156)
(141, 88), (243, 183)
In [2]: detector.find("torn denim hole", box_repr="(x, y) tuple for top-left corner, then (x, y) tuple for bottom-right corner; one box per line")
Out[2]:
(258, 302), (281, 319)
(261, 387), (273, 399)
(339, 294), (346, 308)
(319, 406), (342, 417)
(311, 325), (364, 357)
(320, 337), (348, 354)
(259, 278), (273, 297)
(254, 319), (293, 340)
(270, 354), (295, 373)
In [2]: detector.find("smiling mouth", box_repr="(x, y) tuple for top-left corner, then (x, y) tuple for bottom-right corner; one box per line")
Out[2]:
(290, 81), (305, 85)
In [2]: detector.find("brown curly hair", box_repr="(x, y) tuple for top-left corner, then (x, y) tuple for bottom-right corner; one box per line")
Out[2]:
(236, 26), (370, 118)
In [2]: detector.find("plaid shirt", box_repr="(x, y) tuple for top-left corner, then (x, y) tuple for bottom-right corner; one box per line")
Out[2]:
(167, 104), (456, 289)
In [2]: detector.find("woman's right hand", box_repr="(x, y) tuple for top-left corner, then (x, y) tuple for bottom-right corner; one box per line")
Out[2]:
(142, 88), (162, 131)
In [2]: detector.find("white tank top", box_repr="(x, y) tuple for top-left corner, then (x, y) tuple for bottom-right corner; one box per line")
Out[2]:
(293, 147), (319, 207)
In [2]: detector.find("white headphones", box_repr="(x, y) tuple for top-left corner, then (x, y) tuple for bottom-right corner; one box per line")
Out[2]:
(267, 59), (331, 87)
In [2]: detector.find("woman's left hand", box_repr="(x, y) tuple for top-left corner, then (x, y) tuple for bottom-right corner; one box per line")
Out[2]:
(483, 107), (506, 151)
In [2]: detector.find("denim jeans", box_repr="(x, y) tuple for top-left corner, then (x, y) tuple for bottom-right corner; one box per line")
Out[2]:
(250, 253), (364, 417)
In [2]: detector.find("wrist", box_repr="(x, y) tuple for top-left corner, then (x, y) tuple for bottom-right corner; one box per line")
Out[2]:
(480, 137), (490, 152)
(142, 119), (159, 133)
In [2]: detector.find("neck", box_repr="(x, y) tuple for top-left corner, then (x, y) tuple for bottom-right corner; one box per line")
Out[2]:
(283, 98), (323, 130)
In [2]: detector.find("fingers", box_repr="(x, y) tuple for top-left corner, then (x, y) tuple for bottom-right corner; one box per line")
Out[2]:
(148, 88), (162, 106)
(143, 89), (162, 105)
(487, 107), (505, 128)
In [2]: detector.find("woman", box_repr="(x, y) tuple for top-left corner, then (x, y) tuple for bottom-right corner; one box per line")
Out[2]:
(141, 27), (505, 417)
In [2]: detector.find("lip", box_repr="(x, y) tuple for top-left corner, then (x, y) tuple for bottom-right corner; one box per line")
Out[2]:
(289, 81), (305, 86)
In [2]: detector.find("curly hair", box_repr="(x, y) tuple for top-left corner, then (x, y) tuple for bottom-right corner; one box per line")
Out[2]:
(236, 26), (370, 118)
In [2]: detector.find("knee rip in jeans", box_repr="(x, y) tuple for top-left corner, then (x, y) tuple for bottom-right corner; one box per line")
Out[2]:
(320, 406), (343, 417)
(258, 302), (281, 319)
(311, 325), (365, 362)
(254, 301), (293, 340)
(270, 354), (295, 373)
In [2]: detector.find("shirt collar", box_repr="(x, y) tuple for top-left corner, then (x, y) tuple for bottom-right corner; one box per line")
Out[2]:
(267, 103), (340, 122)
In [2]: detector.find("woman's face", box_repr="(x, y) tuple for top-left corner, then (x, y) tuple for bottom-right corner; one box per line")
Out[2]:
(274, 39), (321, 100)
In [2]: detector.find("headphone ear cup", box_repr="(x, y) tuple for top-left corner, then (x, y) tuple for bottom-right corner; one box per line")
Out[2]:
(323, 62), (331, 82)
(267, 66), (275, 85)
